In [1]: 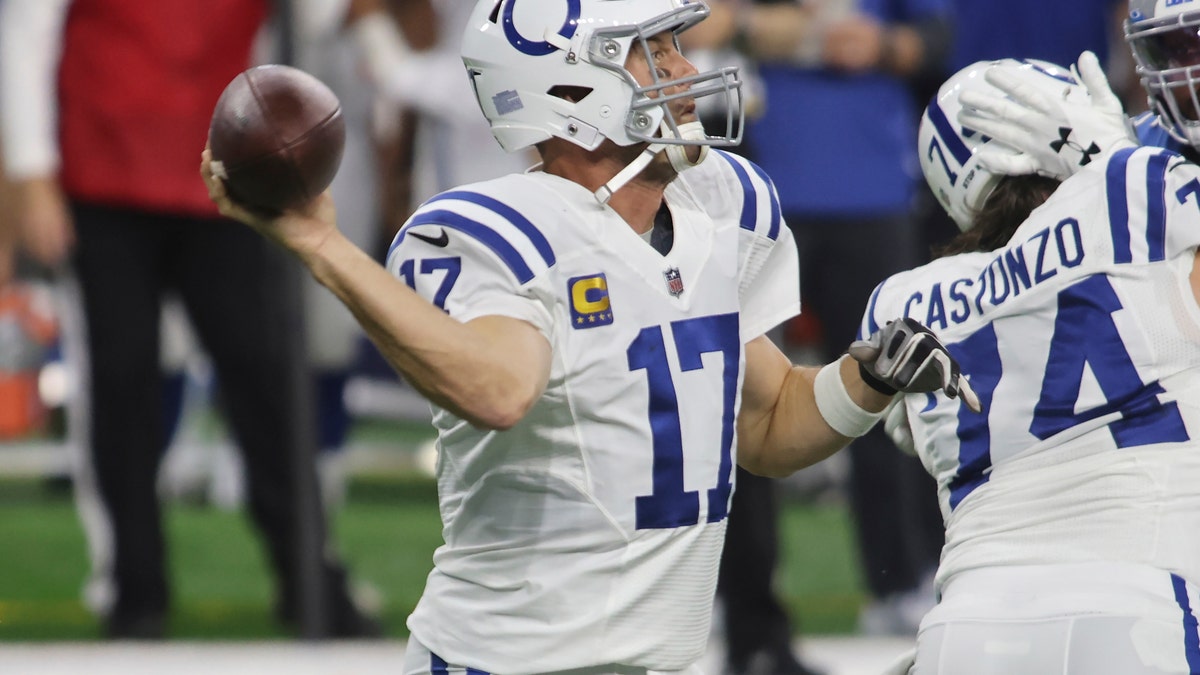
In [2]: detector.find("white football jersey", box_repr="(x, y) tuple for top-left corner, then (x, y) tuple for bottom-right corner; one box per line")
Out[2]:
(385, 150), (799, 674)
(864, 146), (1200, 593)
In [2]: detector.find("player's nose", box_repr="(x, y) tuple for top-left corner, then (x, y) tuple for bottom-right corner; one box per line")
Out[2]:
(675, 53), (699, 80)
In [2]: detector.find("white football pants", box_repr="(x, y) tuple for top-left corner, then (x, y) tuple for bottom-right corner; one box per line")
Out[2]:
(913, 563), (1200, 674)
(402, 635), (706, 675)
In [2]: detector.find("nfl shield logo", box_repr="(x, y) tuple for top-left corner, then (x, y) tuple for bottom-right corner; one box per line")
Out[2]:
(663, 267), (684, 297)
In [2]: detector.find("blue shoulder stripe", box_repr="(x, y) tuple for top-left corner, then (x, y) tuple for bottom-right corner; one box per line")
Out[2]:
(391, 210), (536, 284)
(716, 151), (757, 233)
(716, 151), (781, 240)
(745, 160), (782, 240)
(427, 190), (556, 267)
(1145, 151), (1171, 263)
(1106, 147), (1137, 264)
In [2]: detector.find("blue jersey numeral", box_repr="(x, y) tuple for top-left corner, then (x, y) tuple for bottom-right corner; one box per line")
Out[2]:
(948, 274), (1189, 508)
(398, 257), (462, 310)
(627, 313), (740, 530)
(1030, 275), (1188, 447)
(947, 324), (1001, 509)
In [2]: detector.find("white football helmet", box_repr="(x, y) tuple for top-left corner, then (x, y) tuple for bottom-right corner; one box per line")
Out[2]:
(1126, 0), (1200, 147)
(460, 0), (743, 154)
(919, 59), (1083, 231)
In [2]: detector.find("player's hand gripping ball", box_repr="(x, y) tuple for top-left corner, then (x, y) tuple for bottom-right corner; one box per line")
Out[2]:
(208, 64), (345, 214)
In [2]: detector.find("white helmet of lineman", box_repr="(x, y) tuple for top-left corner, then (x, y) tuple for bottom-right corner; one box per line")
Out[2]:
(1126, 0), (1200, 147)
(460, 0), (743, 201)
(918, 59), (1087, 231)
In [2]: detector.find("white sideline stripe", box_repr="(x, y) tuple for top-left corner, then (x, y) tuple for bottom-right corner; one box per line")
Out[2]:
(0, 441), (72, 476)
(0, 441), (428, 478)
(0, 637), (915, 675)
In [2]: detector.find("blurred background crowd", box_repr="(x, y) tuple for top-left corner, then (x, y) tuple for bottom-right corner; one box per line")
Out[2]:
(0, 0), (1141, 673)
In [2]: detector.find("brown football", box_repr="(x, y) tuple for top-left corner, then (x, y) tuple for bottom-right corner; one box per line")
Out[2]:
(208, 64), (345, 214)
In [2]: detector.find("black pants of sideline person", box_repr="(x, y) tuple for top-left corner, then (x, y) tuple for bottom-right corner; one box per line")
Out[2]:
(789, 211), (944, 602)
(718, 468), (804, 673)
(70, 202), (371, 638)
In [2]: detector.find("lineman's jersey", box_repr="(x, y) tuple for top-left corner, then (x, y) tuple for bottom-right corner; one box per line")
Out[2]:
(385, 150), (799, 674)
(863, 146), (1200, 593)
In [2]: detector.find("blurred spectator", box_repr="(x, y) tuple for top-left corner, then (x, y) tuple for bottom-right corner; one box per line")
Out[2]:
(0, 132), (60, 443)
(0, 139), (14, 286)
(950, 0), (1131, 85)
(917, 0), (1134, 256)
(399, 0), (537, 207)
(744, 0), (954, 640)
(699, 0), (954, 650)
(291, 4), (394, 509)
(0, 0), (394, 639)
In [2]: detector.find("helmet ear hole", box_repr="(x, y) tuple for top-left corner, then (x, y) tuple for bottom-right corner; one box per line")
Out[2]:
(547, 86), (594, 103)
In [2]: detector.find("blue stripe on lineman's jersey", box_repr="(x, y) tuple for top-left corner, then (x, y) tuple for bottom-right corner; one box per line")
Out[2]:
(426, 191), (556, 267)
(1145, 151), (1172, 262)
(430, 652), (490, 675)
(715, 150), (782, 240)
(1106, 147), (1137, 264)
(1106, 147), (1178, 265)
(926, 96), (972, 165)
(392, 210), (536, 283)
(1170, 574), (1200, 672)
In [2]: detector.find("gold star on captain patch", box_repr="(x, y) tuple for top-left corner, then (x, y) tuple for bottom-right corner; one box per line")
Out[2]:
(576, 317), (585, 325)
(588, 315), (596, 323)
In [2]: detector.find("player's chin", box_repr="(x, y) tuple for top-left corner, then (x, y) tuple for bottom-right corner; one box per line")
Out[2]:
(671, 105), (698, 125)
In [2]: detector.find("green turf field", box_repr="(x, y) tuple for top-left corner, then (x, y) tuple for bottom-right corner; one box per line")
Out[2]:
(0, 472), (867, 640)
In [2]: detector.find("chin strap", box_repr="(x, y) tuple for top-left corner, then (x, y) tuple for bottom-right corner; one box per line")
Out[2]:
(665, 121), (710, 173)
(592, 121), (712, 204)
(593, 143), (665, 204)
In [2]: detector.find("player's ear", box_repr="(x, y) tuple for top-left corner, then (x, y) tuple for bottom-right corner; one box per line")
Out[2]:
(547, 85), (593, 104)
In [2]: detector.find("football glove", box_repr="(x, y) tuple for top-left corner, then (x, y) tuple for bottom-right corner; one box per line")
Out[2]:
(848, 317), (982, 413)
(956, 51), (1136, 180)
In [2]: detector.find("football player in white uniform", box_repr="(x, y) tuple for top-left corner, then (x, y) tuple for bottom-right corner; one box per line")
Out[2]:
(869, 58), (1200, 673)
(201, 0), (975, 672)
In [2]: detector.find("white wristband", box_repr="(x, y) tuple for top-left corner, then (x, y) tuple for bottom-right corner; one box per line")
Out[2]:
(814, 355), (887, 438)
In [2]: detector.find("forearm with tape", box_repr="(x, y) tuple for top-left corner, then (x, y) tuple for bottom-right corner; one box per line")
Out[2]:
(814, 355), (889, 438)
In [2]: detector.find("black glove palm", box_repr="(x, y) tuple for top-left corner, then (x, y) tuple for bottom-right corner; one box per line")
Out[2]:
(848, 318), (982, 413)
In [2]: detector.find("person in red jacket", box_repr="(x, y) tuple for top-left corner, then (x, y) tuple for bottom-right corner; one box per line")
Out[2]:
(0, 0), (399, 639)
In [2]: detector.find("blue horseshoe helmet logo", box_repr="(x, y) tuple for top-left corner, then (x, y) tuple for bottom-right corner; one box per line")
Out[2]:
(503, 0), (582, 56)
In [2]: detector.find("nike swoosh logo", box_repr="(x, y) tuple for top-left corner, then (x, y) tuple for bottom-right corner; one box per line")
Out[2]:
(409, 228), (449, 248)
